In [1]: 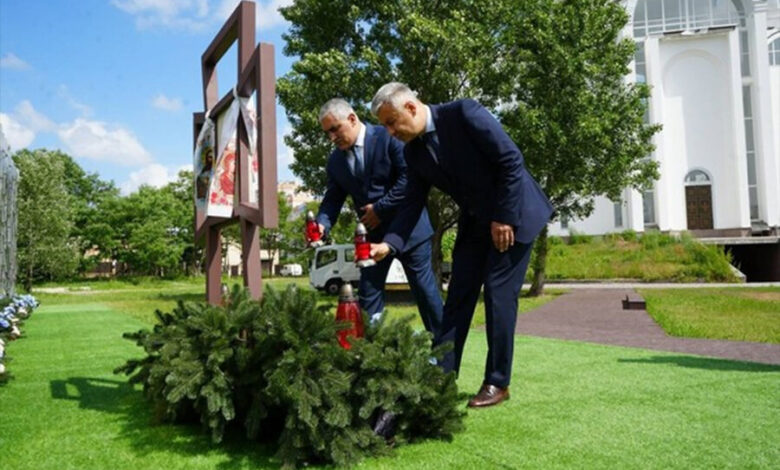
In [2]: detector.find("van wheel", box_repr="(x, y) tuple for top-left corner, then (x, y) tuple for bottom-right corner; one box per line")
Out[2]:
(325, 279), (342, 296)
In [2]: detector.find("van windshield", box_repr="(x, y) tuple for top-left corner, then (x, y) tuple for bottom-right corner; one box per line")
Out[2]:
(315, 249), (337, 268)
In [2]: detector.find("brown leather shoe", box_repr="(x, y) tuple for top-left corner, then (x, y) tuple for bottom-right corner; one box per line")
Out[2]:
(467, 384), (510, 408)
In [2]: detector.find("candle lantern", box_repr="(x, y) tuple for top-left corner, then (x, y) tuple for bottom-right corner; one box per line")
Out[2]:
(354, 222), (375, 268)
(305, 210), (324, 248)
(335, 283), (364, 349)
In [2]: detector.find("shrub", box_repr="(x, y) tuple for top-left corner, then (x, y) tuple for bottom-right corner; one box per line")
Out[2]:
(116, 285), (464, 468)
(620, 229), (638, 242)
(567, 230), (592, 245)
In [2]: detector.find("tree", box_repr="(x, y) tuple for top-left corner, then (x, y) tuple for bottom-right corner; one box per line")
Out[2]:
(492, 0), (660, 294)
(97, 184), (190, 277)
(278, 0), (658, 295)
(259, 192), (293, 276)
(51, 150), (119, 273)
(165, 170), (203, 275)
(277, 0), (502, 285)
(13, 149), (79, 290)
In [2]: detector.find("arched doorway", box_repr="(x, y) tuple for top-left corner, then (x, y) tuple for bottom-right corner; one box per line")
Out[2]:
(684, 170), (713, 230)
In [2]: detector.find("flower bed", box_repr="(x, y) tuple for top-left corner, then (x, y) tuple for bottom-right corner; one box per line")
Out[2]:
(0, 294), (39, 377)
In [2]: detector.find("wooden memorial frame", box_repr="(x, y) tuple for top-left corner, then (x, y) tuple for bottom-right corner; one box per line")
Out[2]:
(193, 0), (278, 304)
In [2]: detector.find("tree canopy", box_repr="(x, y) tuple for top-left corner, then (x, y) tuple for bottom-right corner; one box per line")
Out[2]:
(278, 0), (659, 294)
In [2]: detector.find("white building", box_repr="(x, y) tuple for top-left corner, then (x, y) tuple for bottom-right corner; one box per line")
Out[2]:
(278, 180), (318, 220)
(550, 0), (780, 239)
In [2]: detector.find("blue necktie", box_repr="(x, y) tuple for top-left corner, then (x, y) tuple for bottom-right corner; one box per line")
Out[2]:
(351, 146), (364, 180)
(422, 131), (439, 164)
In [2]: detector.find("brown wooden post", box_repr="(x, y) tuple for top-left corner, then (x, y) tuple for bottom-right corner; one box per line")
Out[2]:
(193, 1), (277, 305)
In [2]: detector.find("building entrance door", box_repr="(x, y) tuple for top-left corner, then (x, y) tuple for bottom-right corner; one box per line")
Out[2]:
(685, 185), (713, 230)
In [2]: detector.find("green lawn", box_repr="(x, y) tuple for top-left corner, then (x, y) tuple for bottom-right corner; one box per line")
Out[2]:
(33, 278), (564, 329)
(1, 287), (778, 469)
(640, 287), (780, 344)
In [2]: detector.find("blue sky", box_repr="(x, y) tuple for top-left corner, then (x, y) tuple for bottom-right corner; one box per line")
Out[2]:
(0, 0), (298, 194)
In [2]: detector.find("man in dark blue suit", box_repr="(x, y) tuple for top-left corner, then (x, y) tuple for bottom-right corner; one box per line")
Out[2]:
(315, 98), (443, 336)
(369, 83), (553, 408)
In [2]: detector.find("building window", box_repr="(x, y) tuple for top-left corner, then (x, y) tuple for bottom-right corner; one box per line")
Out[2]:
(742, 86), (759, 220)
(684, 169), (711, 184)
(643, 189), (656, 226)
(614, 201), (624, 228)
(634, 40), (656, 227)
(770, 37), (780, 66)
(633, 0), (743, 39)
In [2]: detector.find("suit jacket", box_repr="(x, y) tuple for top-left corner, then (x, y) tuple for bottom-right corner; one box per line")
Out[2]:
(317, 123), (433, 251)
(384, 99), (553, 252)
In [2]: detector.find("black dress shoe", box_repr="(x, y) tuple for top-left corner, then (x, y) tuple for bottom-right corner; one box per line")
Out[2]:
(467, 384), (510, 408)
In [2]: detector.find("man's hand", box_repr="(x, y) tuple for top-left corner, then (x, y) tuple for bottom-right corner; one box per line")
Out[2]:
(491, 221), (514, 253)
(370, 243), (391, 262)
(360, 204), (381, 230)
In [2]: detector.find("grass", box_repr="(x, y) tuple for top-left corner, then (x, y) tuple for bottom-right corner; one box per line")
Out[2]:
(1, 294), (778, 469)
(544, 231), (738, 282)
(640, 287), (780, 343)
(32, 278), (565, 329)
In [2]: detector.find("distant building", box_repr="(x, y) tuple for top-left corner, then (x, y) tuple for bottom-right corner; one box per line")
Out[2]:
(550, 0), (780, 239)
(224, 242), (280, 276)
(278, 180), (318, 220)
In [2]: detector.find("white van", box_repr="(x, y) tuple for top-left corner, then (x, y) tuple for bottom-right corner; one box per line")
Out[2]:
(310, 244), (408, 295)
(279, 263), (303, 277)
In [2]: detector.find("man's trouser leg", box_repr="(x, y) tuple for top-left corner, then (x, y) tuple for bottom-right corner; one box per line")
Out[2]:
(398, 238), (444, 338)
(435, 231), (487, 375)
(358, 254), (394, 319)
(482, 240), (533, 388)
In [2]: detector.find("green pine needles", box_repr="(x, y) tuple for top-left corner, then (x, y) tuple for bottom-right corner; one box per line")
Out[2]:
(115, 285), (465, 468)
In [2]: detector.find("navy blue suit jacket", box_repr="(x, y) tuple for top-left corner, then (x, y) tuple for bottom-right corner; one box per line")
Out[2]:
(384, 99), (553, 252)
(317, 123), (433, 252)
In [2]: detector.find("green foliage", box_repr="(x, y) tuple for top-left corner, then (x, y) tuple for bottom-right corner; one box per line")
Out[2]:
(440, 229), (456, 262)
(544, 231), (738, 282)
(13, 149), (79, 289)
(116, 285), (464, 468)
(620, 229), (638, 242)
(567, 230), (592, 245)
(278, 0), (660, 294)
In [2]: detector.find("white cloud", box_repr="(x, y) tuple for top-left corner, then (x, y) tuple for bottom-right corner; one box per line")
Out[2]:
(57, 85), (93, 117)
(112, 0), (210, 31)
(0, 53), (31, 70)
(58, 118), (152, 166)
(14, 101), (57, 132)
(152, 94), (183, 111)
(0, 114), (35, 152)
(119, 163), (178, 194)
(255, 0), (293, 29)
(217, 0), (292, 29)
(115, 0), (292, 31)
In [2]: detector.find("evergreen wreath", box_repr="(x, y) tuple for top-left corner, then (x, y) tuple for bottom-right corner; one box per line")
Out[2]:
(116, 285), (465, 468)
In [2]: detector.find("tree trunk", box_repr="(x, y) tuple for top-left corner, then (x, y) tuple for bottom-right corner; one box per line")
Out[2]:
(528, 225), (548, 297)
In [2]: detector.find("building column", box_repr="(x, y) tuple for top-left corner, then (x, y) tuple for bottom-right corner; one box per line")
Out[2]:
(625, 188), (645, 232)
(726, 28), (752, 230)
(747, 4), (780, 228)
(644, 37), (668, 231)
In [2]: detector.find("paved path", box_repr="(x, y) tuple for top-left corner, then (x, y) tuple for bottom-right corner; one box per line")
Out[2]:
(515, 288), (780, 365)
